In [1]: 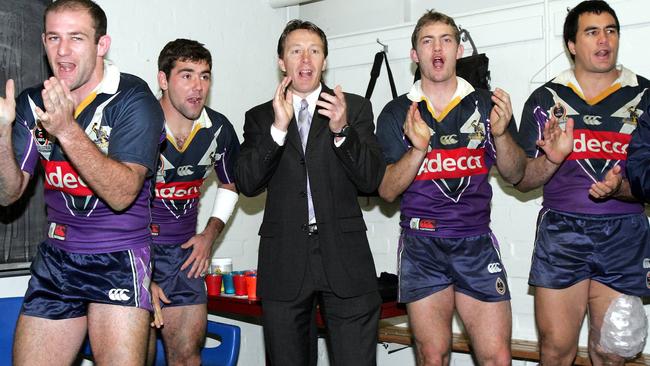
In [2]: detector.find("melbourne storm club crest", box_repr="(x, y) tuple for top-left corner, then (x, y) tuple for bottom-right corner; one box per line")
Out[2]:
(33, 121), (54, 159)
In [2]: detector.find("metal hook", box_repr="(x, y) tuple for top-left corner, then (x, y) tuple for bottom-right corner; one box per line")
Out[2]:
(376, 38), (388, 53)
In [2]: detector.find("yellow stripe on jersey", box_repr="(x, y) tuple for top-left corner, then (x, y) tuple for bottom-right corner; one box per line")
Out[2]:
(566, 82), (621, 106)
(419, 95), (462, 122)
(74, 91), (97, 118)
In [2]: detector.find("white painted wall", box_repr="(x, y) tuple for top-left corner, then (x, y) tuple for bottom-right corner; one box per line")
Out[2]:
(302, 0), (650, 365)
(2, 1), (649, 365)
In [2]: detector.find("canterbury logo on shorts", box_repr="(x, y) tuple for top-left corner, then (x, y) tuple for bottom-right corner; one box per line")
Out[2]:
(108, 288), (131, 301)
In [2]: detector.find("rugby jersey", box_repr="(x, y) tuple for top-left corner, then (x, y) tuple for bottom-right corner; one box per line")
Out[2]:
(13, 61), (164, 253)
(377, 77), (504, 237)
(151, 107), (239, 244)
(517, 66), (650, 214)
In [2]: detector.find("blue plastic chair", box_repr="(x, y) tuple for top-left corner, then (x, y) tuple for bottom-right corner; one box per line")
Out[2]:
(0, 296), (23, 366)
(83, 319), (241, 366)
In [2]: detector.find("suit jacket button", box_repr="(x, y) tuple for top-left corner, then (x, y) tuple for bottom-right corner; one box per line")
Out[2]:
(299, 158), (305, 165)
(300, 191), (307, 197)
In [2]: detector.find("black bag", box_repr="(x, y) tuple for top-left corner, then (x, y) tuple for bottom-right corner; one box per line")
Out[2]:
(414, 27), (491, 90)
(377, 272), (398, 302)
(365, 50), (397, 100)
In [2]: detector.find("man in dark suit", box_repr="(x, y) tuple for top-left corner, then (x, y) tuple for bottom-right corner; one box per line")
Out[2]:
(235, 19), (386, 366)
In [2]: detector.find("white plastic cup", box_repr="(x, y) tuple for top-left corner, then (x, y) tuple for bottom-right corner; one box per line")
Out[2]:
(211, 258), (233, 274)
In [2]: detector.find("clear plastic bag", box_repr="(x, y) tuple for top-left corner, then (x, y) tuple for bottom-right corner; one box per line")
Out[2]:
(599, 295), (648, 358)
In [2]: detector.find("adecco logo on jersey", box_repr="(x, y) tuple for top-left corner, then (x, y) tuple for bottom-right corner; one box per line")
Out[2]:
(155, 179), (203, 200)
(42, 160), (93, 196)
(567, 129), (631, 161)
(416, 147), (487, 180)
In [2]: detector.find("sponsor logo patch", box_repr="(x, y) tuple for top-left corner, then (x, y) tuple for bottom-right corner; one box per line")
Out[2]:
(108, 288), (131, 302)
(416, 147), (487, 180)
(155, 179), (204, 200)
(176, 165), (195, 176)
(495, 277), (506, 295)
(48, 222), (67, 241)
(567, 129), (630, 161)
(646, 272), (650, 289)
(42, 160), (93, 196)
(409, 218), (437, 232)
(150, 224), (160, 237)
(643, 258), (650, 269)
(487, 263), (502, 274)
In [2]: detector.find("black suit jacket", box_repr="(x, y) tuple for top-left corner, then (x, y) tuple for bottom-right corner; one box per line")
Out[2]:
(235, 86), (386, 301)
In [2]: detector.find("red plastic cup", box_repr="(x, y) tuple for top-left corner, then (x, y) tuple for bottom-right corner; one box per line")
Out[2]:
(233, 273), (247, 296)
(245, 275), (258, 300)
(205, 274), (222, 296)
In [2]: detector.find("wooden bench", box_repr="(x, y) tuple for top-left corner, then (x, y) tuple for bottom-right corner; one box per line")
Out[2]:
(378, 322), (650, 365)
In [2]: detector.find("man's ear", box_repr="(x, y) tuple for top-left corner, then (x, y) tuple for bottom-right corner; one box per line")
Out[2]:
(96, 35), (111, 57)
(567, 40), (577, 56)
(278, 58), (286, 73)
(456, 43), (464, 59)
(157, 71), (168, 91)
(410, 48), (419, 64)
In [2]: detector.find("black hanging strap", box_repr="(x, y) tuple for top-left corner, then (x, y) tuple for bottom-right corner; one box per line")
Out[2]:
(365, 51), (397, 100)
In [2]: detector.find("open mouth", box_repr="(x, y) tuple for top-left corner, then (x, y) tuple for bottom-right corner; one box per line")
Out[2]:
(187, 97), (203, 105)
(432, 56), (444, 69)
(298, 69), (313, 78)
(595, 49), (610, 58)
(57, 62), (76, 74)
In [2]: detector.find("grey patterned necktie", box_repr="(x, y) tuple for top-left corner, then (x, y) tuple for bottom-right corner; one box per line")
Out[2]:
(298, 99), (315, 222)
(298, 99), (311, 150)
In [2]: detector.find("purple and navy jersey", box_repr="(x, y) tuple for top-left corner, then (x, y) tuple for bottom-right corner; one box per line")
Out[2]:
(517, 67), (650, 215)
(151, 107), (239, 245)
(12, 62), (165, 254)
(377, 78), (502, 237)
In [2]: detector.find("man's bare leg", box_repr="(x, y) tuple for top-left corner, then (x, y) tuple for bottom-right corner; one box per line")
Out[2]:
(407, 286), (455, 366)
(160, 304), (207, 366)
(87, 303), (150, 366)
(535, 280), (589, 366)
(455, 292), (511, 366)
(13, 314), (87, 365)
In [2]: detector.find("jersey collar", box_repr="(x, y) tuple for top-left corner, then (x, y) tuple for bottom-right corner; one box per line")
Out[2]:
(407, 76), (475, 122)
(552, 65), (638, 105)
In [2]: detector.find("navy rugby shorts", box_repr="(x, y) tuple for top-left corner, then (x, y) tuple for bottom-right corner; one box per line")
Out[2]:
(22, 242), (152, 319)
(152, 243), (207, 307)
(529, 208), (650, 296)
(398, 232), (510, 303)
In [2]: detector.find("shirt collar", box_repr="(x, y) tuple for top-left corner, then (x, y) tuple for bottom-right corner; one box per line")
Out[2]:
(93, 60), (121, 95)
(292, 84), (322, 117)
(164, 108), (211, 139)
(552, 64), (638, 90)
(407, 76), (474, 104)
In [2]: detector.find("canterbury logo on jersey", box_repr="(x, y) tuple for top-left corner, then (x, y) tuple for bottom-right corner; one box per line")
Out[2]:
(567, 129), (631, 161)
(42, 160), (93, 196)
(176, 165), (194, 176)
(155, 179), (203, 200)
(416, 147), (487, 180)
(439, 134), (459, 145)
(108, 288), (131, 301)
(582, 115), (602, 126)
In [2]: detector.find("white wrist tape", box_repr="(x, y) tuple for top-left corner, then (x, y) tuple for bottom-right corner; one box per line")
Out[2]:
(211, 188), (239, 224)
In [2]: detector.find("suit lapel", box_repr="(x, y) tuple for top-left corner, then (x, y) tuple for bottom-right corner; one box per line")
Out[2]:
(306, 85), (332, 152)
(286, 115), (303, 154)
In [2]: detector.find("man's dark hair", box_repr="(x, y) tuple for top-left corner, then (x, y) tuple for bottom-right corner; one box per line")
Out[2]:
(44, 0), (107, 44)
(158, 39), (212, 78)
(411, 10), (460, 49)
(277, 19), (328, 58)
(563, 0), (620, 60)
